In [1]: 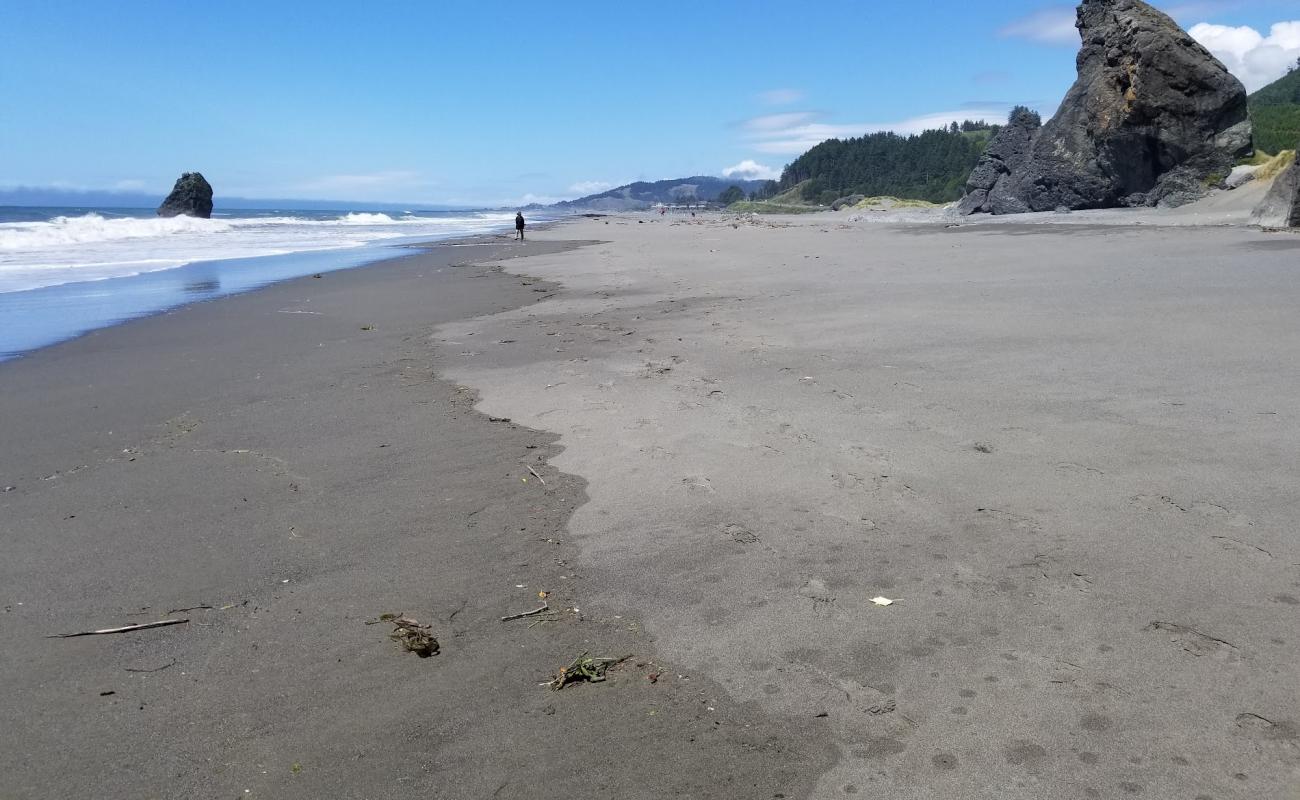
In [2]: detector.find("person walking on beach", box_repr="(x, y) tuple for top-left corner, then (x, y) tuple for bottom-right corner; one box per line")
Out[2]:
(515, 212), (526, 241)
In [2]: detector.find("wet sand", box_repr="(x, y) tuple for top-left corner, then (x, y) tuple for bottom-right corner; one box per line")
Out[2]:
(438, 214), (1300, 799)
(0, 236), (832, 799)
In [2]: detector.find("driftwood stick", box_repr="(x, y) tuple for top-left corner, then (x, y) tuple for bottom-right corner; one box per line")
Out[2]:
(48, 618), (189, 638)
(125, 659), (177, 673)
(500, 604), (550, 622)
(166, 604), (212, 615)
(526, 465), (547, 485)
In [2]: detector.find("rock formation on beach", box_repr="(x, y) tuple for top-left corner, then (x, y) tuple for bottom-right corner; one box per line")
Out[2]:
(157, 172), (214, 218)
(957, 107), (1041, 215)
(1250, 150), (1300, 228)
(961, 0), (1252, 215)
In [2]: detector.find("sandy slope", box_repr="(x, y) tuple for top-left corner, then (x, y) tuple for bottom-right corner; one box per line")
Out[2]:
(439, 211), (1300, 799)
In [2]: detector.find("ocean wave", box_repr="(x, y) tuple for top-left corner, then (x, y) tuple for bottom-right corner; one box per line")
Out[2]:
(340, 212), (397, 224)
(0, 210), (520, 293)
(0, 213), (233, 250)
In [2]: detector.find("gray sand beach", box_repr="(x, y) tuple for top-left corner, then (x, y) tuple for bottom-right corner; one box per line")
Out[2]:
(3, 213), (1299, 799)
(438, 214), (1300, 798)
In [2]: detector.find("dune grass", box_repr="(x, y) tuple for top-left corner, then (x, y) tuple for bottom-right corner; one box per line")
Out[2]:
(853, 196), (943, 209)
(727, 200), (826, 214)
(1255, 150), (1295, 181)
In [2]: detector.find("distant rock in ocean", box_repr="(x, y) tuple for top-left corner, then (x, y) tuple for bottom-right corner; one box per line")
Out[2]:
(961, 0), (1251, 215)
(157, 172), (214, 218)
(1250, 151), (1300, 228)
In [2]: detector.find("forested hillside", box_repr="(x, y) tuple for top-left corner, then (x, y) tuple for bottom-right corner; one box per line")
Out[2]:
(775, 123), (997, 204)
(1249, 64), (1300, 154)
(553, 176), (766, 210)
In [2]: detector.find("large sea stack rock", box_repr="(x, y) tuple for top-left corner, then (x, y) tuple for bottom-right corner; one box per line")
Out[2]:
(1250, 152), (1300, 228)
(970, 0), (1251, 214)
(958, 108), (1042, 215)
(157, 172), (214, 218)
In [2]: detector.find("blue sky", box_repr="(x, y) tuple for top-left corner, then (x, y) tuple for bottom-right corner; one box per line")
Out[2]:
(2, 1), (1297, 207)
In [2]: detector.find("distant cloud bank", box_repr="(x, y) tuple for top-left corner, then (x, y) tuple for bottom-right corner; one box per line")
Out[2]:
(722, 160), (780, 181)
(568, 180), (616, 195)
(1189, 20), (1300, 92)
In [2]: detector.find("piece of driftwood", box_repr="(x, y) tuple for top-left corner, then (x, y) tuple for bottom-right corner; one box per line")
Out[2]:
(48, 618), (189, 638)
(501, 604), (550, 622)
(526, 465), (547, 485)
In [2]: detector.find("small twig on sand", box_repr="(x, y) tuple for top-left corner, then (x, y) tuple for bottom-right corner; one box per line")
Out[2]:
(526, 465), (547, 485)
(166, 604), (213, 615)
(125, 659), (177, 673)
(501, 604), (550, 622)
(48, 618), (189, 638)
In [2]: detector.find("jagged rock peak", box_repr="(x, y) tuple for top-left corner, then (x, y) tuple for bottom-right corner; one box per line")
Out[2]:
(964, 0), (1251, 215)
(157, 172), (214, 219)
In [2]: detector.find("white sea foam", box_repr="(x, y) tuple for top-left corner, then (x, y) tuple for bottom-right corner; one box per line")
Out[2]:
(0, 214), (234, 250)
(0, 211), (515, 293)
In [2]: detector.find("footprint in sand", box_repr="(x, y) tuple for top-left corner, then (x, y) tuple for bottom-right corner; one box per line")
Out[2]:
(1057, 462), (1105, 477)
(976, 507), (1041, 533)
(1211, 535), (1273, 561)
(1233, 713), (1300, 763)
(1145, 621), (1241, 662)
(682, 476), (715, 495)
(721, 523), (759, 544)
(829, 472), (867, 492)
(1130, 495), (1255, 528)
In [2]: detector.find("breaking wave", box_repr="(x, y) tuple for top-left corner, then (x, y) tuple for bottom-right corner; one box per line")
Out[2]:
(0, 210), (516, 293)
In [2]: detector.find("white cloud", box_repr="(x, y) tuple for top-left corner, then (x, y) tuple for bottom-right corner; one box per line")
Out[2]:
(740, 107), (1015, 155)
(113, 179), (147, 191)
(722, 160), (781, 181)
(758, 88), (804, 106)
(1189, 20), (1300, 91)
(742, 112), (820, 133)
(999, 6), (1079, 45)
(567, 180), (616, 195)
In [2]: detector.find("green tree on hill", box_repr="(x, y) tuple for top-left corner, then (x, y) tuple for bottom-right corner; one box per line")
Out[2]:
(1249, 67), (1300, 154)
(718, 185), (745, 206)
(778, 123), (1000, 204)
(1007, 106), (1041, 127)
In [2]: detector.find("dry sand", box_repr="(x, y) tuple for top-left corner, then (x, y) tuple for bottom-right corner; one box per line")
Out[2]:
(439, 210), (1300, 798)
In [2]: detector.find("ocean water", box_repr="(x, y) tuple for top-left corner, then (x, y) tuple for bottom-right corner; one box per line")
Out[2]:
(0, 206), (531, 360)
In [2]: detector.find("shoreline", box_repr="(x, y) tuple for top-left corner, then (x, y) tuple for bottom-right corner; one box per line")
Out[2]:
(0, 220), (537, 362)
(0, 231), (835, 798)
